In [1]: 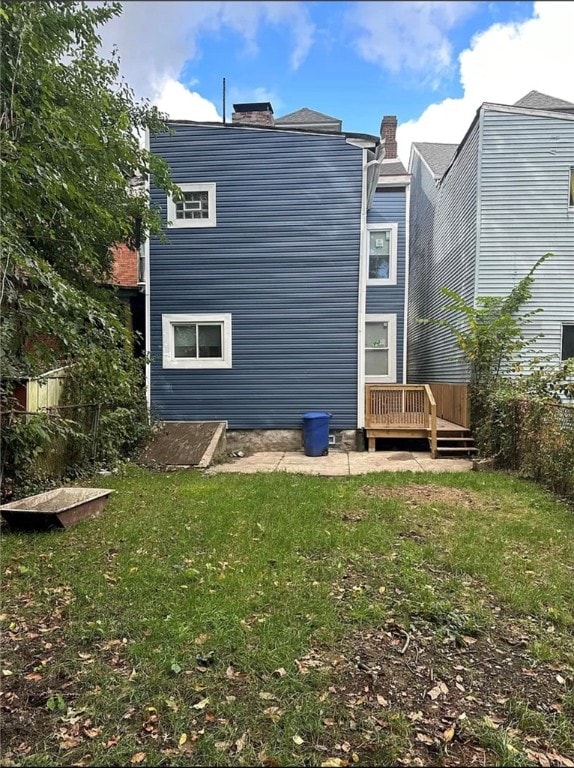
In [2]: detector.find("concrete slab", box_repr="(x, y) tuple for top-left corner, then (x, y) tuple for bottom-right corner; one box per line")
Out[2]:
(139, 421), (226, 468)
(208, 450), (472, 476)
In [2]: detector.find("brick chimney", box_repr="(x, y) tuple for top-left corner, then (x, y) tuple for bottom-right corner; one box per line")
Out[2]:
(231, 102), (274, 127)
(380, 115), (397, 159)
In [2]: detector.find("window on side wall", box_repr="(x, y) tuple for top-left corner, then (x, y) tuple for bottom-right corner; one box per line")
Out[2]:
(162, 313), (232, 369)
(367, 223), (398, 285)
(167, 183), (216, 228)
(365, 314), (396, 383)
(562, 324), (574, 360)
(569, 168), (574, 208)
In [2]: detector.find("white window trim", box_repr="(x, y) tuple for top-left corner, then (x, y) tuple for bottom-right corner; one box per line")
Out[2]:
(365, 313), (396, 384)
(167, 183), (216, 228)
(162, 313), (232, 369)
(366, 222), (398, 286)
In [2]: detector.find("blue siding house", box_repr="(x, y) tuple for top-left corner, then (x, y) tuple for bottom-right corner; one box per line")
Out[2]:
(408, 90), (574, 384)
(146, 103), (410, 445)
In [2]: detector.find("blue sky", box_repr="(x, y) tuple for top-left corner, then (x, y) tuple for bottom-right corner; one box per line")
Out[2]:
(98, 1), (574, 163)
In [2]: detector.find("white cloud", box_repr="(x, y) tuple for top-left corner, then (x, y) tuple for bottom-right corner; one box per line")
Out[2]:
(397, 1), (574, 166)
(95, 1), (313, 116)
(350, 1), (478, 81)
(154, 78), (222, 122)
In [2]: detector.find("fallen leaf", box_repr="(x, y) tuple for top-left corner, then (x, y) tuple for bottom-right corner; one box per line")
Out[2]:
(273, 667), (287, 678)
(341, 742), (351, 753)
(416, 733), (434, 746)
(215, 742), (230, 752)
(83, 727), (102, 739)
(556, 674), (566, 685)
(378, 586), (386, 594)
(321, 759), (349, 768)
(259, 692), (277, 701)
(352, 754), (360, 764)
(427, 685), (442, 700)
(130, 753), (146, 765)
(105, 737), (121, 749)
(442, 726), (455, 743)
(293, 735), (304, 746)
(376, 695), (389, 707)
(178, 733), (187, 747)
(547, 752), (574, 768)
(526, 751), (551, 768)
(24, 673), (42, 682)
(234, 733), (248, 754)
(192, 697), (209, 710)
(263, 706), (283, 723)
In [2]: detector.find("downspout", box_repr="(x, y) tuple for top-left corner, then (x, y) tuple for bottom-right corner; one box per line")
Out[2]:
(357, 148), (368, 429)
(144, 127), (152, 414)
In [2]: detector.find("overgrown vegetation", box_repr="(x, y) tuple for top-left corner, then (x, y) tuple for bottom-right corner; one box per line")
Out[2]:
(0, 1), (177, 494)
(2, 469), (573, 766)
(426, 253), (574, 501)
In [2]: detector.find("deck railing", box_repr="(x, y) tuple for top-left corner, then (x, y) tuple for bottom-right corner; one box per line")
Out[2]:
(428, 382), (470, 429)
(365, 384), (437, 456)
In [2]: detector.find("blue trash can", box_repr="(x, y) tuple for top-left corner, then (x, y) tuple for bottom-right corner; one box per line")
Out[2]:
(302, 412), (332, 457)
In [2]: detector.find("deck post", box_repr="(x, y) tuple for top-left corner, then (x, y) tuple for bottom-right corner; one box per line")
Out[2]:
(430, 400), (437, 458)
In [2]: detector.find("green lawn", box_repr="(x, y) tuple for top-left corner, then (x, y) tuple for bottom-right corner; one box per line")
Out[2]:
(2, 467), (573, 767)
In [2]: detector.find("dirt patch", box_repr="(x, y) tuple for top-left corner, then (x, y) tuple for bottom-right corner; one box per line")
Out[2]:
(306, 617), (572, 766)
(361, 483), (481, 510)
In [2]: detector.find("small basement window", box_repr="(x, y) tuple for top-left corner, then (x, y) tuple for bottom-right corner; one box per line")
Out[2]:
(162, 313), (232, 369)
(562, 324), (574, 360)
(167, 183), (216, 228)
(367, 223), (397, 285)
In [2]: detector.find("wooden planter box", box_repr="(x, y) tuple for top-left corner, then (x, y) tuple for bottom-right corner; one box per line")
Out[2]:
(0, 487), (113, 530)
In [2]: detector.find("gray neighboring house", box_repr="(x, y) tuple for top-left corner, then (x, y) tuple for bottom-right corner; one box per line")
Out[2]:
(274, 107), (342, 133)
(407, 90), (574, 384)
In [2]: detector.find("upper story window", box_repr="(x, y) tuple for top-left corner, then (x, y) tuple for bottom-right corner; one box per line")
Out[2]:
(167, 183), (216, 228)
(367, 223), (398, 285)
(162, 313), (232, 369)
(562, 324), (574, 360)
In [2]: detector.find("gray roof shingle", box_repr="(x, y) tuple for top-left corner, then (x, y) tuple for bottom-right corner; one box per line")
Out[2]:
(379, 159), (408, 177)
(513, 90), (574, 111)
(275, 107), (341, 126)
(413, 142), (458, 178)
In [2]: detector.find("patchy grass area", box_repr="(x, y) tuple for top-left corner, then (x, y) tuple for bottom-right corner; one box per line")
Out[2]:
(1, 467), (573, 767)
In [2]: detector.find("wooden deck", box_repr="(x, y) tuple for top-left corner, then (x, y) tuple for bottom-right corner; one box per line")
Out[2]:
(365, 384), (473, 458)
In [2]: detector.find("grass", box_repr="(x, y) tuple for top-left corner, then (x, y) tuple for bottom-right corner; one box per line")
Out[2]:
(1, 466), (573, 766)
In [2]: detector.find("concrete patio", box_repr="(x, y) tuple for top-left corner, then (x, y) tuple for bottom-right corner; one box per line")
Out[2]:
(208, 450), (472, 476)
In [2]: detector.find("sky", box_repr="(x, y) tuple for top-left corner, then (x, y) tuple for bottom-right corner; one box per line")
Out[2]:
(97, 1), (574, 165)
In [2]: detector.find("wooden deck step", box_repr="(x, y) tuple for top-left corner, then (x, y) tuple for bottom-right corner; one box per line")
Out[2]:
(436, 446), (477, 453)
(436, 437), (475, 443)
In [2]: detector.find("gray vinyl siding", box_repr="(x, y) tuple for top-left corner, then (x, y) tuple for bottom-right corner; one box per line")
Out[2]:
(149, 123), (363, 429)
(477, 107), (574, 367)
(366, 188), (407, 382)
(407, 151), (439, 382)
(409, 123), (480, 383)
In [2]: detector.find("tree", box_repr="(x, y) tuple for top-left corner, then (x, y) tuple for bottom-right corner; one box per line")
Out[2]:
(0, 0), (175, 383)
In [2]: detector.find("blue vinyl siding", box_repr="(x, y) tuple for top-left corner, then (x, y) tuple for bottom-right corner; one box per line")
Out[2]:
(149, 123), (363, 429)
(366, 188), (407, 382)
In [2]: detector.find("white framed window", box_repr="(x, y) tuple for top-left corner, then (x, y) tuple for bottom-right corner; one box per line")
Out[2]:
(366, 223), (398, 285)
(569, 168), (574, 209)
(162, 313), (232, 369)
(365, 313), (396, 383)
(167, 183), (216, 228)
